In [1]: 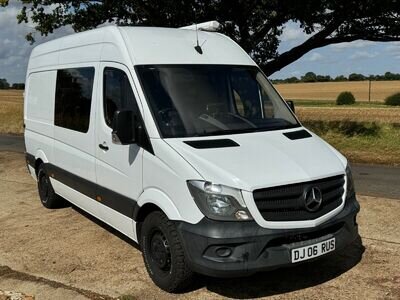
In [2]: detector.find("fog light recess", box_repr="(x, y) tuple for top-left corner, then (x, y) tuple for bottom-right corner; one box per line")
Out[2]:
(215, 247), (232, 257)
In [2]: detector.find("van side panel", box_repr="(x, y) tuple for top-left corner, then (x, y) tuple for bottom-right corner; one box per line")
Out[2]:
(25, 71), (56, 169)
(52, 65), (98, 204)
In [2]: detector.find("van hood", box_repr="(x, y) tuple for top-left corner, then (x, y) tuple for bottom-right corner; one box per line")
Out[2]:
(164, 128), (347, 191)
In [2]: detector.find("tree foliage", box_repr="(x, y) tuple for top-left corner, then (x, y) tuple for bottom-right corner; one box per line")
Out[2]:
(2, 0), (400, 75)
(0, 78), (10, 89)
(385, 93), (400, 106)
(336, 91), (356, 105)
(11, 83), (25, 90)
(273, 72), (400, 83)
(301, 72), (318, 82)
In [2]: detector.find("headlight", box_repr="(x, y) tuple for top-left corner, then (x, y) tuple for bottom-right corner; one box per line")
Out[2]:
(187, 181), (252, 221)
(346, 165), (355, 199)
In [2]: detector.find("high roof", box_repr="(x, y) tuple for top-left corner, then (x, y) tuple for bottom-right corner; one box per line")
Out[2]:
(28, 26), (256, 71)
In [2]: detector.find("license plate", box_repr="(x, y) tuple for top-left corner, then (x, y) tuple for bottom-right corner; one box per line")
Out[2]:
(291, 237), (335, 263)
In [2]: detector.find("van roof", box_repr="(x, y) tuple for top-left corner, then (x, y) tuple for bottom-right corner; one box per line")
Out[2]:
(28, 25), (256, 71)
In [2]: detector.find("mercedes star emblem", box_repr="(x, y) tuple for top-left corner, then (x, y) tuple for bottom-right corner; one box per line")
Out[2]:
(304, 186), (323, 212)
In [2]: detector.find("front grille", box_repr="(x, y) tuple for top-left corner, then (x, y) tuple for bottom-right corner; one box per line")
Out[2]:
(253, 175), (345, 221)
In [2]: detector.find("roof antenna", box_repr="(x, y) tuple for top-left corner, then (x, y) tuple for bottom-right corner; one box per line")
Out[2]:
(194, 23), (203, 54)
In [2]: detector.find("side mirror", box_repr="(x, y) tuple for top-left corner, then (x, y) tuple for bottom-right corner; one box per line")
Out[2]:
(112, 110), (136, 145)
(286, 100), (295, 113)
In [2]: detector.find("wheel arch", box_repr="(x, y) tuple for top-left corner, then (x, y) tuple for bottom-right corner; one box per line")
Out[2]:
(33, 149), (49, 176)
(136, 188), (182, 221)
(135, 188), (182, 241)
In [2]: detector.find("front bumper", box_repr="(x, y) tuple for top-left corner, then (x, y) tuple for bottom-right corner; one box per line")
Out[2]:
(177, 194), (360, 277)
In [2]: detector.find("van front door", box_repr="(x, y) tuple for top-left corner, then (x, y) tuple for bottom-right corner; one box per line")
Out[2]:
(95, 63), (143, 241)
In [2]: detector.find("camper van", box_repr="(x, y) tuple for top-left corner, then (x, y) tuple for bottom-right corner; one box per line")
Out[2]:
(24, 22), (359, 292)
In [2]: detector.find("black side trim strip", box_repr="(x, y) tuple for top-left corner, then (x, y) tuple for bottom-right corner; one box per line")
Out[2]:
(184, 139), (239, 149)
(97, 184), (137, 219)
(45, 164), (97, 199)
(25, 152), (35, 168)
(283, 129), (312, 140)
(45, 163), (138, 220)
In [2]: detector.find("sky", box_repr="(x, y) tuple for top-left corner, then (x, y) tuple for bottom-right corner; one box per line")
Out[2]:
(272, 22), (400, 80)
(1, 2), (400, 83)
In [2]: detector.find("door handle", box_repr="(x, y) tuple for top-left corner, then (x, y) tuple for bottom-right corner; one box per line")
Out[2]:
(99, 143), (109, 151)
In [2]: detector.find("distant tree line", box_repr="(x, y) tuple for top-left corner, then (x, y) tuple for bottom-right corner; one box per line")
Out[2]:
(272, 72), (400, 84)
(1, 71), (399, 89)
(0, 78), (25, 90)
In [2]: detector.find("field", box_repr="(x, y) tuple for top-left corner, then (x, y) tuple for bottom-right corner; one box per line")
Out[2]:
(275, 80), (400, 101)
(0, 90), (23, 135)
(0, 88), (400, 165)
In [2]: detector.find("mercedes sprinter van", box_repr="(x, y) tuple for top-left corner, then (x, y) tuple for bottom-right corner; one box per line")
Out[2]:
(24, 23), (360, 292)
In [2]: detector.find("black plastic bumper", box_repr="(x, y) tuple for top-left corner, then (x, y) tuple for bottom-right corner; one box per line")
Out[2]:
(177, 195), (360, 278)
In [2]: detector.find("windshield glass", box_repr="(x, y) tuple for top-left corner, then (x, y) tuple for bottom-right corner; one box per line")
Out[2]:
(136, 65), (300, 138)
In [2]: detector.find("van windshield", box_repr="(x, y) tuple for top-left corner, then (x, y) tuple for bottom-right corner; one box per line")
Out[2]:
(136, 65), (300, 138)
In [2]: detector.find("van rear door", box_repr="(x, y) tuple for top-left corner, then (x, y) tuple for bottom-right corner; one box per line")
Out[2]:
(95, 62), (143, 240)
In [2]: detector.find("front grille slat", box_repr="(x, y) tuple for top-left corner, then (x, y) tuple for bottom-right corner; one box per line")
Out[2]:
(253, 188), (303, 201)
(253, 175), (345, 222)
(323, 187), (344, 203)
(255, 197), (303, 210)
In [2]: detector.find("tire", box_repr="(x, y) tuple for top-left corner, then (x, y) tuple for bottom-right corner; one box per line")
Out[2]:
(141, 211), (195, 292)
(37, 165), (64, 209)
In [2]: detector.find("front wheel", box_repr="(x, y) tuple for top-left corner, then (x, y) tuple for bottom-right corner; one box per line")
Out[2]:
(141, 211), (195, 292)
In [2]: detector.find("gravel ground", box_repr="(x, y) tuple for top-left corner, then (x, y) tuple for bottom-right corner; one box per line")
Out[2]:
(0, 151), (399, 299)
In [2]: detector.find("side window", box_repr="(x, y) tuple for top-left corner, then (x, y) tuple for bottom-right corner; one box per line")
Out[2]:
(261, 88), (275, 118)
(55, 67), (95, 133)
(103, 67), (137, 127)
(230, 70), (263, 119)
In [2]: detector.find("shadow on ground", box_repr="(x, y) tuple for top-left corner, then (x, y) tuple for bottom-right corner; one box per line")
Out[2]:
(199, 236), (364, 299)
(72, 205), (364, 299)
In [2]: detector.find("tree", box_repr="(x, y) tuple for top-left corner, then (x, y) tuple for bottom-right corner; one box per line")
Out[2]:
(301, 72), (318, 82)
(0, 78), (10, 89)
(285, 76), (300, 83)
(348, 73), (366, 81)
(316, 75), (331, 82)
(12, 83), (25, 90)
(334, 75), (348, 81)
(384, 72), (400, 80)
(2, 0), (400, 76)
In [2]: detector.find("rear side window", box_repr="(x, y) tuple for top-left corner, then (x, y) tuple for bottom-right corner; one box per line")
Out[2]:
(103, 67), (138, 127)
(55, 67), (95, 133)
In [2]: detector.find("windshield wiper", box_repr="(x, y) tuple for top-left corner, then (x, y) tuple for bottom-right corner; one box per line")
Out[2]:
(197, 127), (258, 137)
(253, 123), (300, 132)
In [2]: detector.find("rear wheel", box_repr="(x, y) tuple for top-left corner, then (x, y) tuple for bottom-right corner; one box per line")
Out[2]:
(37, 165), (64, 208)
(141, 211), (194, 292)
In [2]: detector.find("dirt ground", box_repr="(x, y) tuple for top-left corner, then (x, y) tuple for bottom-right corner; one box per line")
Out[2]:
(0, 151), (399, 300)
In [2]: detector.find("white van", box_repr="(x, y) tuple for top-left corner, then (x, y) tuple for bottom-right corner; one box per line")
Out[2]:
(24, 24), (360, 292)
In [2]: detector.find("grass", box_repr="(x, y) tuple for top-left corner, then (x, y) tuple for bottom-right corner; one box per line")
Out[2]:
(292, 99), (386, 108)
(275, 80), (400, 102)
(296, 106), (400, 124)
(303, 121), (400, 166)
